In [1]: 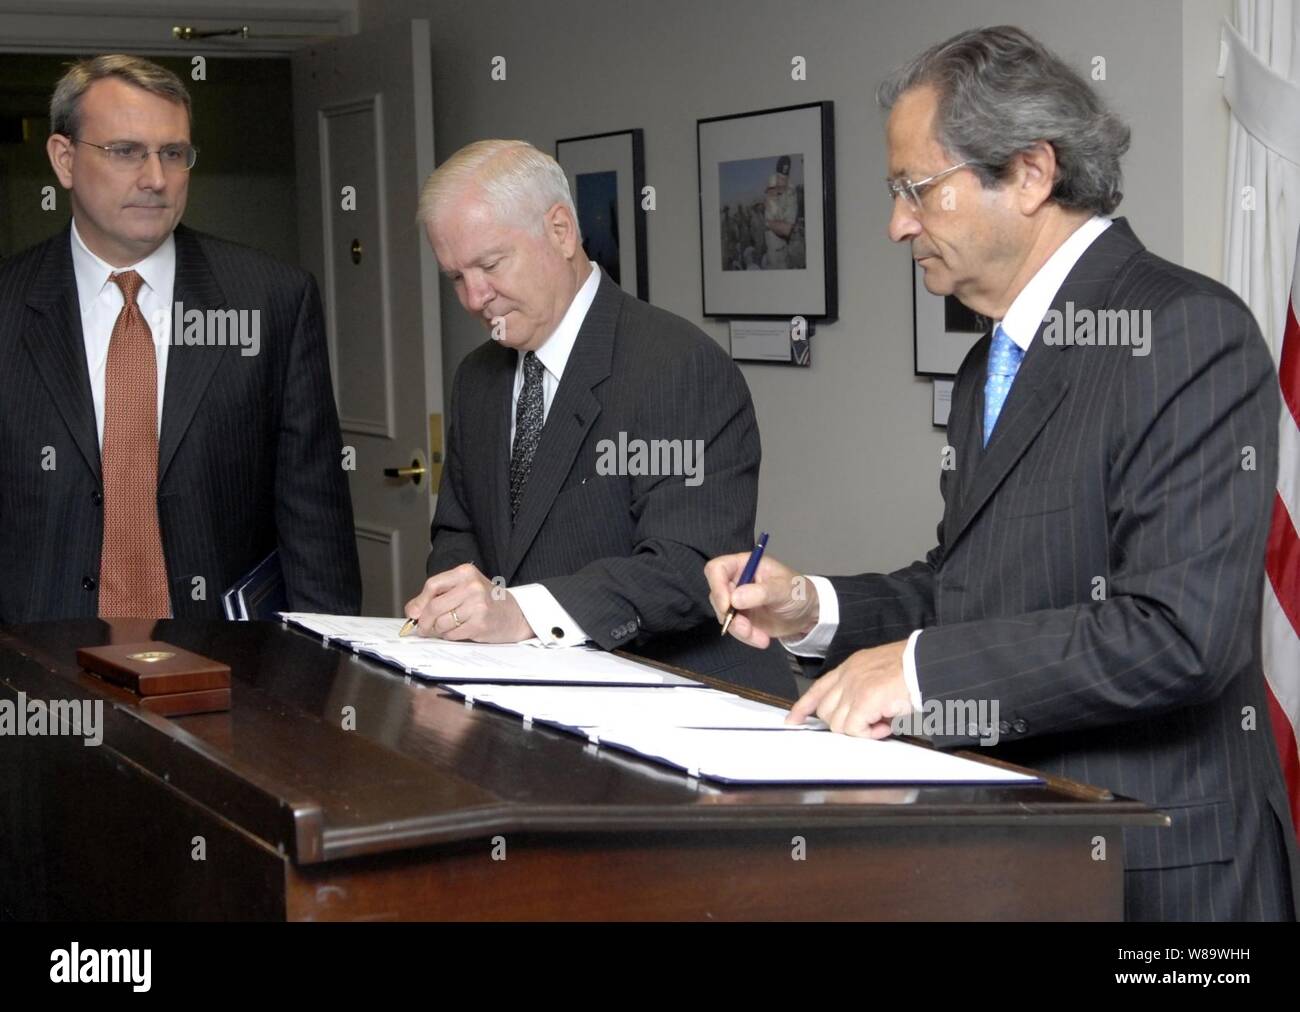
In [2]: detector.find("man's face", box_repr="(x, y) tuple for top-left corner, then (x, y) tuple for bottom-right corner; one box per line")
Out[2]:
(47, 78), (190, 267)
(428, 191), (577, 352)
(886, 85), (1020, 309)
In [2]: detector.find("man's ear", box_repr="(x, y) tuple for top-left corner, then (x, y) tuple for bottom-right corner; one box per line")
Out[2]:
(1010, 141), (1058, 215)
(544, 202), (580, 258)
(46, 134), (75, 189)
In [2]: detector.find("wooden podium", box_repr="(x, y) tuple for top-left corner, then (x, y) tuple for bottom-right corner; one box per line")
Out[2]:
(0, 619), (1164, 921)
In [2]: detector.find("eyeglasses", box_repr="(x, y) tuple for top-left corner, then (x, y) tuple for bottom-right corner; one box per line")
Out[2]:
(72, 138), (199, 172)
(886, 159), (972, 210)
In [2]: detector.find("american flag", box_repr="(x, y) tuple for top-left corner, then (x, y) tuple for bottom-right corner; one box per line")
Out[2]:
(1263, 232), (1300, 835)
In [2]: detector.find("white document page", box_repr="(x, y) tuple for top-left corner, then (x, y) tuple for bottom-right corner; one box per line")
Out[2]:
(594, 726), (1039, 784)
(365, 641), (697, 685)
(279, 613), (698, 685)
(279, 612), (414, 643)
(445, 684), (822, 729)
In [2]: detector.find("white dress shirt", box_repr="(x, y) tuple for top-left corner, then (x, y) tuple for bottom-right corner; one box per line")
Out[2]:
(70, 219), (176, 446)
(507, 261), (602, 645)
(784, 215), (1113, 708)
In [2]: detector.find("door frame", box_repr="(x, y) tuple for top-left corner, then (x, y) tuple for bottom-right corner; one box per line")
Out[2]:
(0, 2), (355, 57)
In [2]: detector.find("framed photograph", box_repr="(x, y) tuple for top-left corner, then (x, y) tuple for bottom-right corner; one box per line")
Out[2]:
(556, 129), (648, 302)
(913, 261), (990, 376)
(698, 101), (836, 321)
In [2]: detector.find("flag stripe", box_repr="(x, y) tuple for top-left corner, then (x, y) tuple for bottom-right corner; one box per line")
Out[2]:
(1267, 493), (1300, 639)
(1266, 671), (1300, 832)
(1264, 258), (1300, 838)
(1281, 298), (1300, 428)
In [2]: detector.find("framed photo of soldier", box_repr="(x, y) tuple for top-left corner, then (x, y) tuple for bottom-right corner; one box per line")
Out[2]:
(697, 101), (837, 321)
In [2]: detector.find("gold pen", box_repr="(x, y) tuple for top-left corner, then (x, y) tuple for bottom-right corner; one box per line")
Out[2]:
(399, 618), (417, 637)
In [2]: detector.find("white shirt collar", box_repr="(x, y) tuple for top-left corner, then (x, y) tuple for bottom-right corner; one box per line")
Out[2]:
(997, 215), (1112, 351)
(70, 217), (176, 314)
(531, 261), (601, 380)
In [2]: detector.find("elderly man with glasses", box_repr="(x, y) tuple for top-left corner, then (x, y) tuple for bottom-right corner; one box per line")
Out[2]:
(0, 55), (360, 622)
(708, 25), (1298, 921)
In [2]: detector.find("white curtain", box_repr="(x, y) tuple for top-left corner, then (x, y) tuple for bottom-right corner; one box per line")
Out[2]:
(1221, 0), (1300, 345)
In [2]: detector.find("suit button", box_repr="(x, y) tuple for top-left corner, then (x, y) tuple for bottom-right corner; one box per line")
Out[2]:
(551, 627), (564, 640)
(82, 576), (97, 591)
(1012, 719), (1028, 734)
(91, 490), (103, 505)
(998, 720), (1011, 735)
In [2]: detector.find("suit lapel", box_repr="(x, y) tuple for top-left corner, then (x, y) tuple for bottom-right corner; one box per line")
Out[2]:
(502, 273), (618, 581)
(21, 226), (101, 482)
(946, 334), (1071, 547)
(942, 345), (986, 547)
(944, 217), (1145, 551)
(158, 225), (229, 483)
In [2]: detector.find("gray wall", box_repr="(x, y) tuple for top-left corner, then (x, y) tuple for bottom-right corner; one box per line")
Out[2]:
(361, 0), (1187, 575)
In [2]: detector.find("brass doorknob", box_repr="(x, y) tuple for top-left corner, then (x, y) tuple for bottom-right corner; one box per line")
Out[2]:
(383, 459), (426, 486)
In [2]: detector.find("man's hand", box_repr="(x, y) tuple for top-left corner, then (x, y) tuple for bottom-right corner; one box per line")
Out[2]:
(704, 552), (820, 648)
(786, 640), (911, 737)
(403, 563), (534, 643)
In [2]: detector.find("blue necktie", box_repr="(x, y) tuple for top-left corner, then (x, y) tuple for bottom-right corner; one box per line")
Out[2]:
(983, 324), (1024, 447)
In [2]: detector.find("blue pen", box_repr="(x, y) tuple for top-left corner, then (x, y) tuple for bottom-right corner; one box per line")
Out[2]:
(720, 532), (769, 636)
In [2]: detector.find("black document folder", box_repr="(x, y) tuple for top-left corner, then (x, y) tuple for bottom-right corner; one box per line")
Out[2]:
(222, 551), (287, 621)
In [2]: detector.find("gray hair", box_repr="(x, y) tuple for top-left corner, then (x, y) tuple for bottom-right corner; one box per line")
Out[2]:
(417, 139), (580, 239)
(878, 26), (1130, 215)
(50, 55), (192, 138)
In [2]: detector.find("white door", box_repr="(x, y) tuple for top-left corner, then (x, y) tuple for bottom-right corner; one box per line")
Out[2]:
(292, 18), (442, 616)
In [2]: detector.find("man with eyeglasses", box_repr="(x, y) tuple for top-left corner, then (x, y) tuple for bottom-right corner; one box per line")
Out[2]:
(707, 25), (1298, 921)
(0, 55), (360, 621)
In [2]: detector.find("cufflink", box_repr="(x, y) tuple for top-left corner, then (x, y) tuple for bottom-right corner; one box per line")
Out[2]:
(551, 627), (564, 640)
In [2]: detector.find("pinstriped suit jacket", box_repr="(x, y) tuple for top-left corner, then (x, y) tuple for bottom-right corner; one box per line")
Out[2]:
(0, 223), (361, 621)
(824, 218), (1298, 920)
(427, 271), (795, 697)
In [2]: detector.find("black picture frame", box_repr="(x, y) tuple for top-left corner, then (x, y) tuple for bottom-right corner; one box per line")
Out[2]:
(912, 259), (989, 376)
(697, 101), (837, 322)
(556, 128), (649, 302)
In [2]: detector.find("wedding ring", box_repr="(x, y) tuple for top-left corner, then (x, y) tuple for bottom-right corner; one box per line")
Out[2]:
(452, 609), (464, 627)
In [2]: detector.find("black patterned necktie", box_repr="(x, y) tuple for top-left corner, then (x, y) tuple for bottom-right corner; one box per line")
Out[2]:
(509, 350), (546, 521)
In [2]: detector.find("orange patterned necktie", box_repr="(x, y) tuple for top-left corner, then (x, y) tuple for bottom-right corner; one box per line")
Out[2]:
(97, 270), (171, 618)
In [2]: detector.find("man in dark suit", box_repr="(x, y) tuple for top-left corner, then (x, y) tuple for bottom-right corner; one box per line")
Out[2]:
(707, 26), (1299, 919)
(402, 140), (793, 697)
(0, 55), (359, 621)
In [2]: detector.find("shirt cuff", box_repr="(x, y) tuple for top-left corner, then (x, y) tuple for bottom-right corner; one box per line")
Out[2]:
(509, 583), (591, 646)
(901, 628), (924, 711)
(780, 575), (839, 657)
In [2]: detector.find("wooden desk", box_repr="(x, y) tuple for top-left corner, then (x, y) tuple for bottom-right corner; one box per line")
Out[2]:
(0, 619), (1164, 920)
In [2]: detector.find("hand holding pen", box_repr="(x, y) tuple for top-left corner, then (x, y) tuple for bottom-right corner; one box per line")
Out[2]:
(704, 536), (823, 650)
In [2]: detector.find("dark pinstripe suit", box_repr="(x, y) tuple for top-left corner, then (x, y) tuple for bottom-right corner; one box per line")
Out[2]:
(428, 271), (795, 697)
(822, 219), (1298, 920)
(0, 223), (361, 622)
